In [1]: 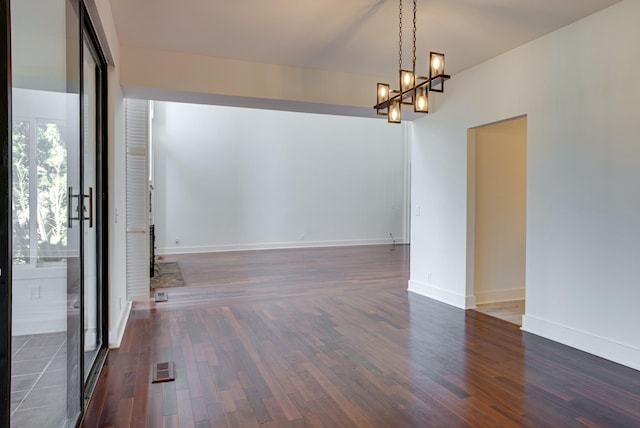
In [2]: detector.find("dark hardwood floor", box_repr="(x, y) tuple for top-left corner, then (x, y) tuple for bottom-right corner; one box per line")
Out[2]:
(82, 245), (640, 427)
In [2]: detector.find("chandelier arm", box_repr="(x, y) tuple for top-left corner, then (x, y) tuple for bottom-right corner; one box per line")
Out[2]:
(373, 75), (451, 110)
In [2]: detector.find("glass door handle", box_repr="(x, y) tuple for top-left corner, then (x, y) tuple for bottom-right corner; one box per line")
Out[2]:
(68, 187), (82, 228)
(83, 187), (93, 228)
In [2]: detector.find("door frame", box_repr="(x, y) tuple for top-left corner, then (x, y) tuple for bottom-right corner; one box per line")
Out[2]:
(0, 0), (12, 425)
(79, 5), (109, 401)
(466, 115), (528, 307)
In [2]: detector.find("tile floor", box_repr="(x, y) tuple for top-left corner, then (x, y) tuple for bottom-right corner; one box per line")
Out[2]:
(11, 332), (68, 428)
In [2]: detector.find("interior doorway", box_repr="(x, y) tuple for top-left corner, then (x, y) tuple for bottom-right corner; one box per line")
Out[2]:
(467, 116), (527, 325)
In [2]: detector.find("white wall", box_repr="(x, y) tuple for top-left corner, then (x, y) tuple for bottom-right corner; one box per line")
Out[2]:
(409, 0), (640, 370)
(120, 45), (386, 115)
(85, 0), (130, 347)
(11, 0), (67, 92)
(106, 73), (128, 347)
(473, 118), (527, 304)
(152, 101), (408, 254)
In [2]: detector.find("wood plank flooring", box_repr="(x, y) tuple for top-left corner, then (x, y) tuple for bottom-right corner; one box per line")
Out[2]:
(82, 245), (640, 427)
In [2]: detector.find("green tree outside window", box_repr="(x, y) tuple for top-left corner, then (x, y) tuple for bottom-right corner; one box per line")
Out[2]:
(12, 121), (30, 264)
(12, 120), (68, 265)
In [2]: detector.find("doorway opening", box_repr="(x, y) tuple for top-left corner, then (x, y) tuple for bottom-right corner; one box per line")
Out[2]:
(467, 116), (527, 325)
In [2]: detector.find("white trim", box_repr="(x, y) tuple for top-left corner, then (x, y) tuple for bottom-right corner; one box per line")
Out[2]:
(13, 315), (65, 336)
(12, 265), (66, 279)
(157, 238), (408, 255)
(109, 300), (132, 349)
(475, 287), (525, 304)
(522, 314), (640, 372)
(465, 128), (477, 300)
(403, 122), (412, 245)
(84, 328), (97, 352)
(408, 280), (476, 309)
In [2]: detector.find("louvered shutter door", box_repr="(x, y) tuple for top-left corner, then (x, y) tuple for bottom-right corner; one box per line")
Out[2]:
(125, 98), (150, 300)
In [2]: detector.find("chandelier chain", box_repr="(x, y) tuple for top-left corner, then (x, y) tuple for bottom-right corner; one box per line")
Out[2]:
(412, 0), (417, 71)
(398, 0), (403, 70)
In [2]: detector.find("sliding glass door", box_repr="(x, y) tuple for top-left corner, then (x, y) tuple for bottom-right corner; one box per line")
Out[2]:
(6, 0), (107, 426)
(10, 1), (82, 425)
(82, 31), (104, 381)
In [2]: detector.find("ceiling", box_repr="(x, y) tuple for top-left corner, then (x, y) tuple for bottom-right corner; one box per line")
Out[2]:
(108, 0), (620, 79)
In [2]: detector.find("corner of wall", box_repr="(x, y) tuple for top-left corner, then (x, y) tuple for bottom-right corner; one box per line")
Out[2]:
(465, 128), (477, 300)
(109, 300), (131, 348)
(408, 279), (475, 309)
(85, 0), (120, 65)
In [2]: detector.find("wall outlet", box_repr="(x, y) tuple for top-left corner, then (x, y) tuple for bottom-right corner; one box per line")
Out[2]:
(29, 285), (40, 299)
(300, 235), (305, 241)
(175, 238), (180, 245)
(415, 205), (421, 216)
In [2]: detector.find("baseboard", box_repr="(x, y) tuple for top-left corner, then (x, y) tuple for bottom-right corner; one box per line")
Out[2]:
(157, 238), (407, 255)
(475, 287), (525, 304)
(84, 328), (97, 352)
(408, 280), (475, 309)
(522, 314), (640, 372)
(109, 300), (132, 349)
(13, 315), (65, 336)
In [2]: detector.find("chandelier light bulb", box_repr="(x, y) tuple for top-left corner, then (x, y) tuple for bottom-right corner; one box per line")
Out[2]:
(389, 100), (401, 123)
(417, 94), (426, 110)
(414, 86), (428, 112)
(432, 56), (441, 75)
(379, 85), (387, 99)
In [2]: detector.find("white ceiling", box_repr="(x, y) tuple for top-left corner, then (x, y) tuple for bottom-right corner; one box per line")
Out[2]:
(108, 0), (620, 79)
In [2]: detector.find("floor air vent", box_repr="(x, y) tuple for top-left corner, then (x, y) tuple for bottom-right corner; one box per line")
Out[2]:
(154, 291), (168, 302)
(151, 361), (175, 383)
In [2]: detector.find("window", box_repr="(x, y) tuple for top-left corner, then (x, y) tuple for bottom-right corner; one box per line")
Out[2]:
(12, 119), (68, 266)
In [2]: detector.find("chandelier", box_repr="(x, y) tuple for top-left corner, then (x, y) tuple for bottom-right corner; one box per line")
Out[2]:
(374, 0), (450, 123)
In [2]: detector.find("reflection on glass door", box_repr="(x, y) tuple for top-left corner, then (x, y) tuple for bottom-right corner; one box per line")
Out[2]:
(9, 0), (106, 426)
(10, 0), (82, 424)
